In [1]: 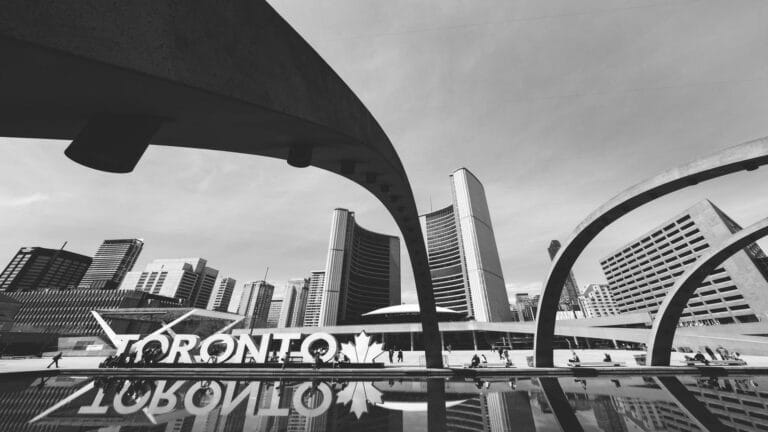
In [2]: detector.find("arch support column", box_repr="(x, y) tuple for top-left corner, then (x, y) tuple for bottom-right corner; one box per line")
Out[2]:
(647, 217), (768, 366)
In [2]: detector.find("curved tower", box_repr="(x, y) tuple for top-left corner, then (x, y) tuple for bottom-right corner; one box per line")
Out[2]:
(420, 168), (512, 321)
(318, 209), (401, 326)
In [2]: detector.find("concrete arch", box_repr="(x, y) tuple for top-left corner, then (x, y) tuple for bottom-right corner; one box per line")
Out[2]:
(647, 217), (768, 366)
(534, 137), (768, 367)
(0, 2), (443, 366)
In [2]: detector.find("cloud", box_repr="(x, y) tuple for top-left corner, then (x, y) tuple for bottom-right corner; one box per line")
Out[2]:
(0, 193), (49, 207)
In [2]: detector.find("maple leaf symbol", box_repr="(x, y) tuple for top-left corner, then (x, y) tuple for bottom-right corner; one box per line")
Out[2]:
(336, 381), (383, 419)
(340, 331), (384, 363)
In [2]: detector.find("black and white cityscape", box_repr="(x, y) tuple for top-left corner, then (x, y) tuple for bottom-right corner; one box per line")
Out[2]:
(1, 1), (768, 431)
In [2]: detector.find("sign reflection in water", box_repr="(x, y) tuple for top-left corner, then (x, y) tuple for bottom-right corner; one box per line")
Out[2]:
(8, 375), (768, 431)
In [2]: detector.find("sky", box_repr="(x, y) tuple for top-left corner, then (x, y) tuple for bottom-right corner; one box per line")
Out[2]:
(1, 0), (767, 309)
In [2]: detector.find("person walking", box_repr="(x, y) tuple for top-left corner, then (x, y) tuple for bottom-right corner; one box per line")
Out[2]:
(47, 352), (63, 369)
(397, 349), (404, 363)
(282, 351), (290, 370)
(388, 348), (394, 364)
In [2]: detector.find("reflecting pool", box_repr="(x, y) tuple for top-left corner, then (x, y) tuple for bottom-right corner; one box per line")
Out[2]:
(4, 373), (768, 431)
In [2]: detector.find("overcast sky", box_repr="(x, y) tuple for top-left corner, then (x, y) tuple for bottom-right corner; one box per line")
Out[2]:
(1, 0), (767, 309)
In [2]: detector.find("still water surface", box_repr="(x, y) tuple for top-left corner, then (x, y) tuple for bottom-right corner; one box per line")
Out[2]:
(3, 373), (767, 431)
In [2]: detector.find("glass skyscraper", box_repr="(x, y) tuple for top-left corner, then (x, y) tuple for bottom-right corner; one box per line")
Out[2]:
(0, 246), (92, 292)
(78, 238), (143, 289)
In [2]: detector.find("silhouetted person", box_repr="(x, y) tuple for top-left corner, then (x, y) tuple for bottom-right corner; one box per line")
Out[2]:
(569, 352), (580, 363)
(470, 354), (480, 368)
(603, 353), (612, 362)
(704, 346), (717, 360)
(397, 349), (403, 363)
(446, 344), (452, 353)
(282, 351), (290, 369)
(388, 349), (394, 364)
(47, 352), (63, 368)
(693, 351), (710, 365)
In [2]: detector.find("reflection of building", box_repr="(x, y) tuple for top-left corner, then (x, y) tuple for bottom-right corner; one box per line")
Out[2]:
(592, 395), (628, 432)
(210, 277), (236, 312)
(548, 240), (581, 310)
(0, 375), (87, 432)
(445, 391), (535, 432)
(303, 271), (325, 327)
(120, 258), (219, 308)
(5, 289), (181, 336)
(266, 298), (282, 328)
(318, 209), (400, 326)
(279, 278), (310, 328)
(238, 280), (275, 328)
(420, 168), (511, 322)
(601, 200), (768, 325)
(0, 246), (92, 292)
(77, 239), (143, 289)
(579, 284), (619, 318)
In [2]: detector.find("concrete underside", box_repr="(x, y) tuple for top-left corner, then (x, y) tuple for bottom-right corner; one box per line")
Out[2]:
(0, 1), (444, 367)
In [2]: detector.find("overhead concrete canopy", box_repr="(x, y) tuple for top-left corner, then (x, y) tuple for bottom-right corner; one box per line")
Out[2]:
(0, 1), (442, 366)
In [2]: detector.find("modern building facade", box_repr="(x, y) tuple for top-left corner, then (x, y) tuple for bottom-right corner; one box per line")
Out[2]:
(278, 277), (309, 328)
(119, 258), (219, 309)
(579, 284), (619, 318)
(5, 289), (180, 336)
(266, 299), (282, 328)
(303, 271), (325, 327)
(210, 277), (236, 312)
(548, 240), (581, 310)
(513, 294), (538, 322)
(0, 246), (92, 292)
(77, 239), (143, 289)
(318, 208), (401, 326)
(600, 200), (768, 325)
(420, 168), (511, 322)
(238, 280), (275, 328)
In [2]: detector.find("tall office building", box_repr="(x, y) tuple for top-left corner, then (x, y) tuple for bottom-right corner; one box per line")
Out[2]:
(548, 240), (581, 310)
(303, 271), (325, 327)
(238, 280), (274, 328)
(579, 284), (619, 318)
(120, 258), (219, 308)
(278, 277), (309, 328)
(318, 208), (401, 326)
(210, 277), (236, 312)
(77, 238), (143, 289)
(600, 200), (768, 325)
(266, 298), (282, 328)
(420, 168), (511, 322)
(0, 246), (91, 292)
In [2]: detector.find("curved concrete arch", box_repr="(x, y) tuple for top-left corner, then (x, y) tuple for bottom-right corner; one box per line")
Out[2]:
(647, 217), (768, 366)
(0, 2), (443, 366)
(534, 136), (768, 367)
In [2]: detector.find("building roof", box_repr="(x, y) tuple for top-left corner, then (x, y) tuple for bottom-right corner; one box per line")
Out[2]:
(362, 304), (462, 316)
